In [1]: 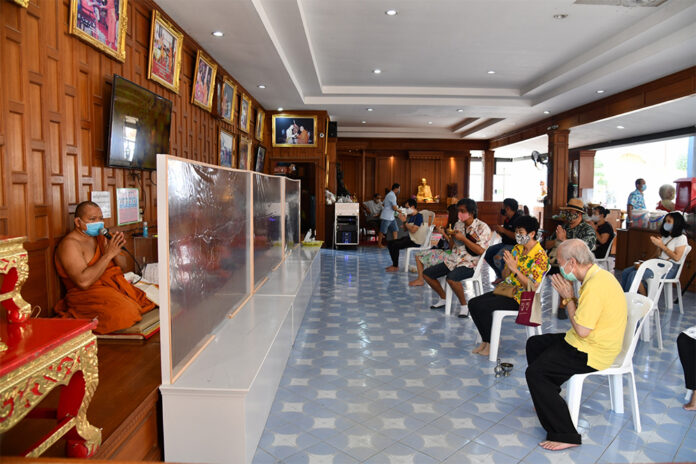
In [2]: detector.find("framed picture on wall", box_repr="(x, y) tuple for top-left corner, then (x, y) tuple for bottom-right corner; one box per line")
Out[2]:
(217, 78), (237, 124)
(272, 114), (317, 147)
(219, 129), (235, 168)
(147, 11), (183, 93)
(69, 0), (128, 62)
(191, 51), (217, 111)
(239, 94), (251, 133)
(254, 146), (266, 172)
(11, 0), (29, 7)
(238, 136), (252, 170)
(255, 109), (265, 141)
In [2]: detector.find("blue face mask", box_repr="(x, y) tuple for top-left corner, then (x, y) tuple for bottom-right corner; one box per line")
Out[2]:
(84, 221), (104, 237)
(560, 261), (578, 282)
(640, 184), (647, 192)
(663, 222), (673, 232)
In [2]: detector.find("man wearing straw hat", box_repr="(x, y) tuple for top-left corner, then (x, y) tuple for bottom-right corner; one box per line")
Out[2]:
(544, 198), (597, 318)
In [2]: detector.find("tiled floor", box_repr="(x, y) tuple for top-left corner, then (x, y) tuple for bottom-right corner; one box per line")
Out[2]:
(253, 247), (696, 463)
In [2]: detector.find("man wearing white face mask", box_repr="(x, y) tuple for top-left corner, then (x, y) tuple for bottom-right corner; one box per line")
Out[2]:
(54, 201), (156, 334)
(385, 198), (425, 272)
(526, 239), (626, 452)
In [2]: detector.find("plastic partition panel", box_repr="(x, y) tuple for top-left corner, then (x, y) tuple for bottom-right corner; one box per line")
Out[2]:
(253, 174), (283, 286)
(166, 159), (251, 378)
(285, 179), (301, 253)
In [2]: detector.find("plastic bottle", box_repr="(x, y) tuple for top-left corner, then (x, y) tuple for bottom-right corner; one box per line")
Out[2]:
(143, 221), (148, 238)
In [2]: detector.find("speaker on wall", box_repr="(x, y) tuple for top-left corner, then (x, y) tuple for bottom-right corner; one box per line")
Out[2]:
(328, 121), (338, 138)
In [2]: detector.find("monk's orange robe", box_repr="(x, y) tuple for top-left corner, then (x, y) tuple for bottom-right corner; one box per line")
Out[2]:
(54, 236), (155, 334)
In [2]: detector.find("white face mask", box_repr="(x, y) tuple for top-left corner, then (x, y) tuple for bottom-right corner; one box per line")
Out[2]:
(591, 215), (600, 222)
(407, 207), (415, 215)
(515, 233), (531, 245)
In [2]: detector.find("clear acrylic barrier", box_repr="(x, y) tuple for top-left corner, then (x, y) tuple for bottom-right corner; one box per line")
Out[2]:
(285, 179), (301, 253)
(161, 157), (251, 382)
(253, 174), (283, 287)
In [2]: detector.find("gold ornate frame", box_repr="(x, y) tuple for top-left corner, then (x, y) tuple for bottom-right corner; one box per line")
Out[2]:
(69, 0), (128, 62)
(239, 94), (252, 133)
(239, 135), (252, 170)
(191, 51), (217, 112)
(11, 0), (29, 7)
(219, 78), (237, 124)
(272, 114), (318, 147)
(147, 10), (183, 94)
(255, 109), (265, 141)
(219, 128), (236, 168)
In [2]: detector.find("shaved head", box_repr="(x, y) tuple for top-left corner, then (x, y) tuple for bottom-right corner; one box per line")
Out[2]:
(75, 201), (101, 220)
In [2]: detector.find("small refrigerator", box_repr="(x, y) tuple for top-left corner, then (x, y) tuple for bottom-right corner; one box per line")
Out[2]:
(334, 202), (359, 248)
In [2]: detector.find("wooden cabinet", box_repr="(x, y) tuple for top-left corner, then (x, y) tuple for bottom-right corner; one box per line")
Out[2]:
(615, 228), (695, 292)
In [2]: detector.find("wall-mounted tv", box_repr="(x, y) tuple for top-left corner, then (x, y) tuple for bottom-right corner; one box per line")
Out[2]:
(106, 75), (172, 171)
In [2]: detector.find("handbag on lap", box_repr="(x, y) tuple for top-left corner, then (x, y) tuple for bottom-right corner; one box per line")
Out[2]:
(492, 281), (517, 299)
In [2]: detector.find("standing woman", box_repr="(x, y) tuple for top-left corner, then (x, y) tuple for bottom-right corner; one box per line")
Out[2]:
(678, 326), (696, 410)
(469, 216), (549, 357)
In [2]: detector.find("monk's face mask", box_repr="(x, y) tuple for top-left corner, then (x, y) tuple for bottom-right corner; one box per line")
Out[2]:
(79, 218), (104, 237)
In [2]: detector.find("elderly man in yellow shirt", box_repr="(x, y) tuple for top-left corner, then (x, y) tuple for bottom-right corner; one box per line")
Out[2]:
(526, 239), (627, 451)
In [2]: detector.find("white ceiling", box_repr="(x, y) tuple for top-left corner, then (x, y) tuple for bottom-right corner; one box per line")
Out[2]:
(158, 0), (696, 144)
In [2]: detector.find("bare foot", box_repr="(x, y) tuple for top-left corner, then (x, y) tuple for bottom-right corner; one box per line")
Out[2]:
(472, 342), (487, 354)
(385, 266), (399, 272)
(409, 279), (425, 287)
(378, 244), (386, 249)
(684, 403), (696, 411)
(539, 441), (579, 451)
(478, 345), (490, 356)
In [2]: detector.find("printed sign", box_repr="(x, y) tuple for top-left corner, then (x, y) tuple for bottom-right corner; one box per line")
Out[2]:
(90, 191), (112, 218)
(116, 188), (140, 225)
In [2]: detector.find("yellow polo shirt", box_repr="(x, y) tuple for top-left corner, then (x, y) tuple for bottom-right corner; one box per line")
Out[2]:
(565, 265), (627, 370)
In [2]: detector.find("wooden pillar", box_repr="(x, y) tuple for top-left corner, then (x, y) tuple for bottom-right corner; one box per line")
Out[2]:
(483, 149), (495, 201)
(360, 149), (366, 203)
(545, 129), (570, 232)
(578, 149), (596, 198)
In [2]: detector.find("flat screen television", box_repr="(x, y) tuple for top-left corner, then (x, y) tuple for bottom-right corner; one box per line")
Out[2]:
(106, 75), (172, 171)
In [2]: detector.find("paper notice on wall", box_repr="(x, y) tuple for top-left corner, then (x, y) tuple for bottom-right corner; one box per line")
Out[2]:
(116, 188), (140, 225)
(91, 191), (112, 218)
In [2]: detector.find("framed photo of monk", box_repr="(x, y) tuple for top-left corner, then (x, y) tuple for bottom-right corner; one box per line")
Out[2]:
(191, 51), (217, 112)
(217, 78), (237, 124)
(147, 10), (183, 93)
(219, 129), (235, 168)
(238, 136), (252, 170)
(255, 109), (265, 141)
(239, 94), (251, 133)
(272, 114), (317, 147)
(11, 0), (29, 7)
(69, 0), (128, 62)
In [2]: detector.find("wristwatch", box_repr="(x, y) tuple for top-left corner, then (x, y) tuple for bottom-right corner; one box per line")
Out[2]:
(561, 297), (577, 306)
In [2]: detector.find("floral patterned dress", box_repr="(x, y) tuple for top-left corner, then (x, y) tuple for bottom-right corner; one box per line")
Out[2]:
(503, 242), (549, 303)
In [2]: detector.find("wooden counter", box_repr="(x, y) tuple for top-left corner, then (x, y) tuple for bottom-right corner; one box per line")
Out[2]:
(615, 228), (695, 292)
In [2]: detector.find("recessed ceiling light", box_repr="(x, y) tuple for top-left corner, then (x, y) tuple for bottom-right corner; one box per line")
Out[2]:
(372, 69), (382, 74)
(428, 121), (433, 125)
(385, 9), (397, 16)
(277, 107), (284, 111)
(617, 125), (625, 129)
(361, 120), (367, 124)
(366, 108), (374, 112)
(257, 84), (266, 89)
(596, 90), (605, 94)
(553, 14), (568, 20)
(487, 70), (496, 74)
(211, 31), (224, 37)
(543, 110), (550, 114)
(457, 109), (464, 113)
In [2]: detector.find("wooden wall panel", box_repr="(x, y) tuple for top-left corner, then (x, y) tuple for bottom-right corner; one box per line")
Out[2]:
(0, 0), (268, 316)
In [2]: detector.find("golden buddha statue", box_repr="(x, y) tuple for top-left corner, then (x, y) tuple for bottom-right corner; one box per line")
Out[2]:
(416, 178), (433, 203)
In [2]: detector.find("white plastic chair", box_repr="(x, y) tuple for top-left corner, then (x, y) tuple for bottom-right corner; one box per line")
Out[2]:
(443, 256), (486, 316)
(566, 292), (653, 433)
(595, 236), (616, 271)
(403, 225), (434, 272)
(487, 273), (547, 362)
(661, 244), (691, 314)
(628, 259), (671, 350)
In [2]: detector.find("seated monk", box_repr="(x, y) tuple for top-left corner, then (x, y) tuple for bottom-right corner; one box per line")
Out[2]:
(54, 201), (155, 334)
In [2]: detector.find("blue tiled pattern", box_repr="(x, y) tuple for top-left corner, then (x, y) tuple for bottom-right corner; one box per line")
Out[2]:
(253, 248), (696, 463)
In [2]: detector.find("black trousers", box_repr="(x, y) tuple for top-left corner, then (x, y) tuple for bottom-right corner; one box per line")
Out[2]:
(525, 333), (596, 444)
(678, 333), (696, 390)
(388, 236), (418, 267)
(469, 292), (520, 343)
